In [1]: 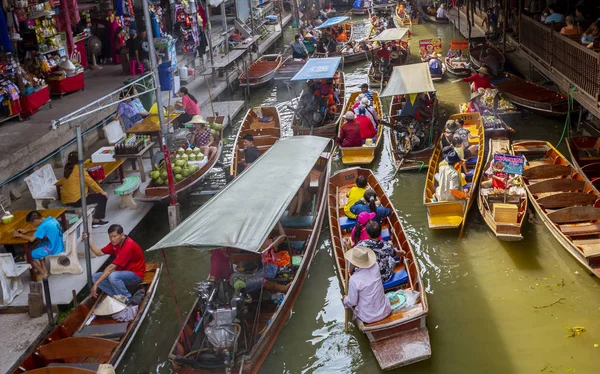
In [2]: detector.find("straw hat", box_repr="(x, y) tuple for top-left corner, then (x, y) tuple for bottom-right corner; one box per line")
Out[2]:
(94, 296), (127, 316)
(344, 246), (376, 268)
(188, 115), (207, 125)
(304, 33), (314, 40)
(478, 66), (490, 75)
(96, 364), (116, 374)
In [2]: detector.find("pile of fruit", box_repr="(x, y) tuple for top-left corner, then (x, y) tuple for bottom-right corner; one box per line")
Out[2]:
(207, 120), (224, 136)
(149, 147), (205, 186)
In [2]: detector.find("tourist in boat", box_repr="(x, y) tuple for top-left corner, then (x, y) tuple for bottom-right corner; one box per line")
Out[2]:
(289, 35), (309, 59)
(188, 115), (217, 160)
(451, 136), (470, 175)
(436, 3), (448, 18)
(344, 175), (368, 219)
(175, 87), (201, 127)
(544, 4), (564, 24)
(338, 112), (363, 148)
(462, 67), (493, 92)
(337, 26), (348, 43)
(434, 151), (464, 202)
(86, 224), (146, 301)
(343, 246), (391, 324)
(13, 211), (64, 279)
(350, 212), (378, 246)
(441, 120), (457, 148)
(361, 83), (374, 103)
(560, 16), (582, 36)
(352, 94), (365, 109)
(574, 6), (587, 22)
(57, 152), (109, 228)
(355, 97), (379, 128)
(357, 221), (405, 283)
(428, 52), (443, 75)
(480, 49), (500, 77)
(316, 40), (327, 54)
(350, 189), (392, 224)
(454, 118), (479, 158)
(581, 20), (600, 44)
(237, 133), (260, 173)
(341, 42), (354, 54)
(355, 106), (377, 140)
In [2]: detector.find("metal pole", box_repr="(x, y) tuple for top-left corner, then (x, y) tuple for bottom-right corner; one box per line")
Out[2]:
(42, 278), (54, 326)
(76, 126), (93, 289)
(142, 0), (180, 226)
(221, 2), (228, 54)
(279, 0), (284, 32)
(204, 0), (216, 85)
(248, 0), (256, 34)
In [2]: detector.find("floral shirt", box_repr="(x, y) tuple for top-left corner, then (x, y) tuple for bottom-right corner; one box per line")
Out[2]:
(356, 238), (397, 282)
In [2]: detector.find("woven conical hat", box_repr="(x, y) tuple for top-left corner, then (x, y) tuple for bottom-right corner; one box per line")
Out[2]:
(94, 296), (126, 316)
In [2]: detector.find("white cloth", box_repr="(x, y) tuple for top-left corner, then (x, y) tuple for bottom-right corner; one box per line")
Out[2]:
(435, 165), (461, 202)
(343, 263), (391, 323)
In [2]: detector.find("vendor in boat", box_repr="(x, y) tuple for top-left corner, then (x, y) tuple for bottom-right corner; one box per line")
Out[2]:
(350, 189), (392, 224)
(175, 87), (201, 127)
(344, 175), (368, 219)
(343, 246), (391, 324)
(434, 151), (465, 202)
(398, 94), (427, 120)
(481, 160), (509, 189)
(289, 35), (309, 59)
(237, 133), (260, 174)
(357, 221), (405, 283)
(462, 67), (494, 92)
(437, 3), (448, 18)
(355, 106), (377, 140)
(428, 52), (443, 75)
(361, 83), (374, 103)
(338, 112), (363, 148)
(187, 115), (218, 160)
(13, 211), (64, 280)
(316, 40), (327, 54)
(86, 224), (146, 301)
(376, 44), (392, 61)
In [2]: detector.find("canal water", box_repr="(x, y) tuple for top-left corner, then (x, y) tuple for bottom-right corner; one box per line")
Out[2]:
(120, 19), (600, 374)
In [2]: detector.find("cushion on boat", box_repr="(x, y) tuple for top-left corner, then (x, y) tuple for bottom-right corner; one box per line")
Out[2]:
(465, 171), (474, 181)
(47, 363), (101, 371)
(383, 269), (408, 290)
(74, 322), (129, 339)
(280, 215), (314, 228)
(466, 157), (478, 166)
(114, 175), (141, 196)
(464, 183), (472, 190)
(339, 216), (357, 230)
(381, 228), (391, 241)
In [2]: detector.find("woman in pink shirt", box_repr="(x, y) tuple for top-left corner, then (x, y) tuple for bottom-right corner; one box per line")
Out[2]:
(350, 211), (379, 246)
(176, 87), (201, 126)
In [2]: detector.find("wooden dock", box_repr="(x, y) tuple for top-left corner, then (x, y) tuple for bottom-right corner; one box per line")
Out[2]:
(200, 100), (245, 129)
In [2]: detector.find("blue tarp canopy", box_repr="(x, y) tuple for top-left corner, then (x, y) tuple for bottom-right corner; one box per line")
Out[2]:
(291, 57), (342, 81)
(315, 16), (350, 29)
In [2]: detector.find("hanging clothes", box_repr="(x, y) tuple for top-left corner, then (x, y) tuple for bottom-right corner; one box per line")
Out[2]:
(0, 8), (14, 52)
(197, 3), (207, 30)
(116, 0), (124, 16)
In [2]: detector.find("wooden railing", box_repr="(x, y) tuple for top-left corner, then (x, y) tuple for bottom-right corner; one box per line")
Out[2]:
(519, 14), (600, 103)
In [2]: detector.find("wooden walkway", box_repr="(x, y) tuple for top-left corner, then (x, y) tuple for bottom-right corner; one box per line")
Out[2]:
(447, 8), (486, 39)
(200, 100), (245, 129)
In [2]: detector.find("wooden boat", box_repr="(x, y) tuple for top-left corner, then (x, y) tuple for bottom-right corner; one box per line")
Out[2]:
(493, 73), (573, 116)
(14, 264), (162, 372)
(394, 5), (418, 27)
(239, 54), (282, 88)
(566, 136), (600, 193)
(162, 136), (333, 373)
(338, 91), (384, 165)
(292, 72), (345, 138)
(368, 28), (410, 89)
(328, 167), (430, 369)
(445, 40), (472, 77)
(477, 139), (528, 240)
(418, 5), (449, 23)
(231, 106), (281, 177)
(137, 131), (223, 202)
(512, 140), (600, 277)
(274, 57), (306, 82)
(423, 112), (485, 230)
(418, 39), (446, 81)
(469, 42), (505, 73)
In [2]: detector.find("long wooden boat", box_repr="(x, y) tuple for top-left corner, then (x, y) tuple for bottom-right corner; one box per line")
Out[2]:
(512, 140), (600, 277)
(423, 112), (485, 230)
(389, 94), (438, 172)
(477, 139), (528, 240)
(274, 57), (306, 82)
(328, 167), (430, 369)
(418, 5), (449, 23)
(314, 49), (374, 65)
(393, 5), (417, 27)
(368, 50), (409, 89)
(566, 136), (600, 194)
(13, 263), (162, 373)
(493, 73), (573, 116)
(445, 57), (471, 77)
(469, 42), (505, 72)
(231, 106), (281, 177)
(162, 136), (333, 373)
(239, 54), (282, 88)
(292, 72), (345, 138)
(338, 91), (384, 165)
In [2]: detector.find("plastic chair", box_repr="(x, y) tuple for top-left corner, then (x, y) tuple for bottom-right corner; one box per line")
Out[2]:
(0, 253), (31, 306)
(24, 164), (59, 210)
(47, 207), (93, 275)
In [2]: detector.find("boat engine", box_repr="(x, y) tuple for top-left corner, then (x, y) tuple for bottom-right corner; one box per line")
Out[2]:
(395, 120), (426, 154)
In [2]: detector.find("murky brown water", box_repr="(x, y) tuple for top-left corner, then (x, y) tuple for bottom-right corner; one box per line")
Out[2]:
(119, 19), (600, 374)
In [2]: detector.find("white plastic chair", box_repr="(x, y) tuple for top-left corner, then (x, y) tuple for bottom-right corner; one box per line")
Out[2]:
(0, 253), (31, 306)
(102, 120), (126, 145)
(47, 207), (94, 275)
(24, 164), (58, 210)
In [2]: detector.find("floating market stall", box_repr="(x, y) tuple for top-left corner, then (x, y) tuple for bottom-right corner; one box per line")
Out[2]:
(445, 40), (471, 77)
(418, 38), (446, 81)
(368, 28), (411, 90)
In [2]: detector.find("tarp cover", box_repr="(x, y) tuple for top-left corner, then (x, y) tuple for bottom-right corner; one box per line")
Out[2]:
(149, 136), (330, 253)
(369, 28), (409, 42)
(291, 57), (342, 81)
(315, 16), (350, 29)
(381, 63), (436, 97)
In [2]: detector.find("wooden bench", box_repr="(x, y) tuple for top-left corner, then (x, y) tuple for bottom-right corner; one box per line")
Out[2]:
(560, 223), (600, 236)
(573, 239), (600, 259)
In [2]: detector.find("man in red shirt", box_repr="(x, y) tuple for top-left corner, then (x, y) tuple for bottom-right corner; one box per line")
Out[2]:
(462, 67), (493, 92)
(338, 112), (363, 147)
(376, 45), (391, 60)
(87, 224), (146, 301)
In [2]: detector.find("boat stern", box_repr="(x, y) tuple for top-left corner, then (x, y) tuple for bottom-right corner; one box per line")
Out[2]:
(425, 201), (465, 229)
(370, 327), (431, 370)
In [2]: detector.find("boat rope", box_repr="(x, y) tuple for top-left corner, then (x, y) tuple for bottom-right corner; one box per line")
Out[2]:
(556, 85), (577, 147)
(417, 160), (425, 171)
(161, 248), (191, 350)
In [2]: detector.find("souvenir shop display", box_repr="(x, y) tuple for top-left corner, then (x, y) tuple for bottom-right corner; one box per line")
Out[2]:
(154, 36), (177, 72)
(172, 0), (200, 54)
(47, 58), (84, 96)
(0, 77), (21, 123)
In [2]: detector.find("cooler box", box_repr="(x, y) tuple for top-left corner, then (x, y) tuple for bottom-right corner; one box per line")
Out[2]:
(493, 203), (518, 224)
(91, 146), (116, 163)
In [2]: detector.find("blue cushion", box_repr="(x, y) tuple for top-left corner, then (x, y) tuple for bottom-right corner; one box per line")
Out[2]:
(383, 269), (408, 290)
(381, 228), (391, 241)
(339, 216), (357, 230)
(280, 215), (314, 228)
(464, 183), (472, 190)
(466, 157), (478, 166)
(465, 171), (474, 182)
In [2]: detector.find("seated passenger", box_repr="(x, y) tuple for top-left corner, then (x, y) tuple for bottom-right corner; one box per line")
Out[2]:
(344, 175), (367, 219)
(354, 97), (379, 128)
(350, 189), (392, 223)
(338, 112), (363, 147)
(13, 211), (64, 279)
(352, 94), (365, 110)
(428, 52), (443, 75)
(434, 151), (464, 202)
(355, 107), (377, 140)
(357, 221), (405, 282)
(341, 43), (353, 54)
(337, 26), (348, 42)
(343, 246), (391, 323)
(455, 118), (479, 158)
(350, 212), (377, 246)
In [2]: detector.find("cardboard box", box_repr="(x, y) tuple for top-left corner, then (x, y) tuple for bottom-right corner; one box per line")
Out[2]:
(493, 203), (518, 224)
(91, 146), (116, 163)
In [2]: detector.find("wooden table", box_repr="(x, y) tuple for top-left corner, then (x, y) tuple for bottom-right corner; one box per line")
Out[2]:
(83, 159), (125, 183)
(126, 111), (181, 135)
(113, 141), (155, 182)
(0, 208), (68, 279)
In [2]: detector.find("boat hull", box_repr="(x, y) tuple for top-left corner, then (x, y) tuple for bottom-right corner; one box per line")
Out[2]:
(418, 6), (448, 23)
(239, 54), (283, 88)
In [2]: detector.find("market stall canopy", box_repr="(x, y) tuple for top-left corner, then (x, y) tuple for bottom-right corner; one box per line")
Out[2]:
(381, 63), (436, 97)
(149, 136), (331, 253)
(291, 57), (342, 81)
(369, 28), (410, 42)
(315, 16), (350, 29)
